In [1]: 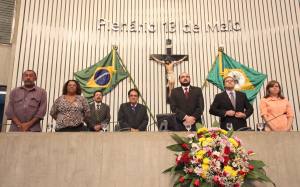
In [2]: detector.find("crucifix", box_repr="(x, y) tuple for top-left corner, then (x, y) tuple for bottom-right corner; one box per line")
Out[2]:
(150, 39), (188, 103)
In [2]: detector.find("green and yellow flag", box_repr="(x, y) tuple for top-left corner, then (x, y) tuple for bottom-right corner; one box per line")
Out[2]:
(74, 48), (128, 101)
(207, 49), (267, 102)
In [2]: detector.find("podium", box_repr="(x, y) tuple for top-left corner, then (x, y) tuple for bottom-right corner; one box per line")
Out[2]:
(0, 132), (300, 187)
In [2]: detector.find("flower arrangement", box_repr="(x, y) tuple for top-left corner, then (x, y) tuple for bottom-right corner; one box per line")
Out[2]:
(164, 127), (275, 187)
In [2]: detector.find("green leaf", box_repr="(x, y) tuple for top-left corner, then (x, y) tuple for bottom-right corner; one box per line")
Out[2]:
(163, 166), (174, 173)
(247, 170), (276, 186)
(227, 129), (234, 138)
(241, 180), (256, 187)
(167, 144), (185, 152)
(249, 160), (266, 169)
(171, 134), (187, 144)
(212, 120), (220, 127)
(190, 179), (195, 187)
(196, 123), (204, 130)
(245, 171), (259, 180)
(201, 182), (213, 187)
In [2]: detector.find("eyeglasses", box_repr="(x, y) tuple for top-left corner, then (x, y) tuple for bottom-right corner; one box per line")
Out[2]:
(129, 95), (138, 97)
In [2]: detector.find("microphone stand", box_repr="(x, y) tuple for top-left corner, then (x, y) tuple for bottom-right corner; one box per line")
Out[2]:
(262, 113), (287, 131)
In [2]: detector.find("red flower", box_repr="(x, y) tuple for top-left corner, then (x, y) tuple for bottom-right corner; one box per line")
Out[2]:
(176, 157), (180, 165)
(179, 176), (185, 183)
(194, 179), (200, 186)
(213, 176), (220, 183)
(248, 150), (254, 155)
(224, 146), (231, 155)
(180, 151), (191, 164)
(176, 152), (191, 165)
(207, 150), (212, 156)
(238, 170), (246, 176)
(234, 183), (240, 187)
(181, 143), (190, 150)
(223, 156), (229, 165)
(248, 164), (254, 170)
(211, 133), (217, 139)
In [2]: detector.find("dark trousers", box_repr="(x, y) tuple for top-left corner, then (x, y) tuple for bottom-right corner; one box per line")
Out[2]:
(55, 123), (87, 132)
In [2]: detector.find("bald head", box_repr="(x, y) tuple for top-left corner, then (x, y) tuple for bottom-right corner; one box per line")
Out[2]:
(179, 72), (191, 86)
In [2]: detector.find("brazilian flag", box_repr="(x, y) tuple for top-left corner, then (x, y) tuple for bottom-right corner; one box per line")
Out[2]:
(74, 48), (128, 101)
(207, 49), (267, 102)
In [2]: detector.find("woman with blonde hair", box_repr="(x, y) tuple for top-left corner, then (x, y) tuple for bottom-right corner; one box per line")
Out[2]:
(260, 80), (294, 131)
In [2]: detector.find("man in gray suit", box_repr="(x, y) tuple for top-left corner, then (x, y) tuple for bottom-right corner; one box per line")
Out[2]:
(86, 91), (110, 132)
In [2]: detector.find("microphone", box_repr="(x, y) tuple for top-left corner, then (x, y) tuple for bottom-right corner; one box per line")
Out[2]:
(257, 112), (287, 131)
(264, 112), (287, 124)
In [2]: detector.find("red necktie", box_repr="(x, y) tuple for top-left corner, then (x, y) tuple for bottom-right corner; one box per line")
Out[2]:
(184, 88), (189, 98)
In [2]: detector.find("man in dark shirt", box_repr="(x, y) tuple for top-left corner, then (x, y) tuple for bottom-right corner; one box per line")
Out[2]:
(118, 88), (149, 131)
(209, 76), (253, 130)
(170, 72), (204, 131)
(5, 70), (47, 132)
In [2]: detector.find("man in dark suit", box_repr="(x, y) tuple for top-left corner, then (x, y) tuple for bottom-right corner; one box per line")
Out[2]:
(170, 72), (204, 131)
(118, 88), (149, 131)
(209, 76), (253, 131)
(86, 91), (110, 131)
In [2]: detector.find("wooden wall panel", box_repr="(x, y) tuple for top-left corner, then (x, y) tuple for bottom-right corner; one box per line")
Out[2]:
(8, 0), (300, 131)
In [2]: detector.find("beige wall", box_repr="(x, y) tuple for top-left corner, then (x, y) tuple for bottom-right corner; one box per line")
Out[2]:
(4, 0), (300, 132)
(0, 0), (21, 131)
(0, 45), (12, 86)
(0, 132), (299, 187)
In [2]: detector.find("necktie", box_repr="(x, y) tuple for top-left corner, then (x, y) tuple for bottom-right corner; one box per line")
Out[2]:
(131, 105), (136, 111)
(229, 92), (236, 109)
(96, 104), (101, 121)
(184, 87), (189, 98)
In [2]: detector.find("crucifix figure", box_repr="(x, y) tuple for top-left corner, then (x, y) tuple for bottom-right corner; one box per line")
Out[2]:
(150, 39), (188, 102)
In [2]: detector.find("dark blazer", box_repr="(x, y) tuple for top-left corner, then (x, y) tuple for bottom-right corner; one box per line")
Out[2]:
(86, 102), (110, 131)
(209, 91), (253, 130)
(118, 102), (149, 131)
(170, 86), (204, 131)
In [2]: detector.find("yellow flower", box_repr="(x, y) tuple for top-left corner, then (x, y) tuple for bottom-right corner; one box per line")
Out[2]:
(202, 164), (209, 171)
(202, 137), (213, 146)
(229, 138), (239, 147)
(224, 166), (238, 177)
(203, 157), (210, 165)
(198, 137), (205, 142)
(197, 127), (208, 134)
(220, 129), (228, 135)
(201, 171), (207, 179)
(196, 150), (206, 159)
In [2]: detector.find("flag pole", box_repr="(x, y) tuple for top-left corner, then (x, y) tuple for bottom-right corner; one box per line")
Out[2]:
(218, 47), (224, 76)
(201, 47), (224, 89)
(113, 46), (156, 124)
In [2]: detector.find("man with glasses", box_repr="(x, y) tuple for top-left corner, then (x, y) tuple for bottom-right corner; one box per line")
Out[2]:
(118, 88), (149, 131)
(209, 76), (253, 131)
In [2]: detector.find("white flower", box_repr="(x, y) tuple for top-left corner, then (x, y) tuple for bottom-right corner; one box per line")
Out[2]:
(187, 133), (196, 139)
(194, 167), (203, 175)
(212, 151), (221, 157)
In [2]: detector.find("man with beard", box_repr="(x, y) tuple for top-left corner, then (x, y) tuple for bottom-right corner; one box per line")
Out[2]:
(86, 90), (110, 132)
(170, 72), (204, 131)
(5, 70), (47, 132)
